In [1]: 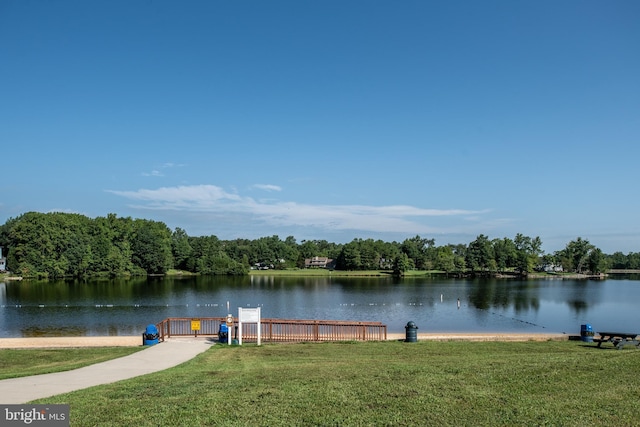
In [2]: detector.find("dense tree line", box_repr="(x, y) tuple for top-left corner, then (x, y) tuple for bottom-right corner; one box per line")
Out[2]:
(0, 212), (246, 278)
(0, 212), (635, 279)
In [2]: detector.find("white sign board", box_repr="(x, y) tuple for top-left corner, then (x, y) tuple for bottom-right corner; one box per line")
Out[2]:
(239, 307), (260, 323)
(238, 307), (261, 345)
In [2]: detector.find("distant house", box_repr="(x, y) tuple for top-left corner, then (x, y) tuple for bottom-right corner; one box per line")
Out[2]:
(541, 264), (564, 273)
(304, 256), (336, 269)
(253, 262), (274, 270)
(379, 257), (393, 269)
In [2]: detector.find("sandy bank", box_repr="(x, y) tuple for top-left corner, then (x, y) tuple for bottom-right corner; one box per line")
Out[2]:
(0, 336), (142, 349)
(0, 333), (569, 349)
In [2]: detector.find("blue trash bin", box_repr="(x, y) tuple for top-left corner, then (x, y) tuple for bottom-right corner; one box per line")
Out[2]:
(580, 324), (594, 342)
(218, 323), (229, 344)
(143, 324), (159, 346)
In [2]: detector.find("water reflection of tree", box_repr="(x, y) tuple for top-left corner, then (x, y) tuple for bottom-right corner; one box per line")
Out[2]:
(468, 279), (541, 312)
(562, 280), (601, 314)
(567, 299), (588, 313)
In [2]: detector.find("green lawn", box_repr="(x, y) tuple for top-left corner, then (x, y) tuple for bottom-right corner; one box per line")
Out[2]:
(32, 340), (640, 426)
(0, 347), (144, 380)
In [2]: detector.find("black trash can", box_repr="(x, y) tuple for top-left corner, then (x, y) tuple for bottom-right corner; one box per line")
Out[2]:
(405, 321), (418, 343)
(580, 324), (594, 342)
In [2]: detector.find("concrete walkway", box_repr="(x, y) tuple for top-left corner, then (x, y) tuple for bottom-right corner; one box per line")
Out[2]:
(0, 338), (213, 404)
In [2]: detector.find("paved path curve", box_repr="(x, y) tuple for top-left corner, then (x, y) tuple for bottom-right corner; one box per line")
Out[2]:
(0, 338), (213, 404)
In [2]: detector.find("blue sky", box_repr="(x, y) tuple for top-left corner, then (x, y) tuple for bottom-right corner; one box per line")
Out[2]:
(1, 1), (639, 254)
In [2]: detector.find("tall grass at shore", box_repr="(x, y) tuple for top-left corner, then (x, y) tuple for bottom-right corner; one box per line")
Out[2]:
(35, 340), (639, 426)
(248, 268), (435, 277)
(247, 269), (574, 278)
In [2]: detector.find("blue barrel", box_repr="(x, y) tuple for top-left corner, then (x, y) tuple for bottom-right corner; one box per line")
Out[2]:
(143, 324), (159, 346)
(580, 324), (594, 342)
(218, 324), (229, 344)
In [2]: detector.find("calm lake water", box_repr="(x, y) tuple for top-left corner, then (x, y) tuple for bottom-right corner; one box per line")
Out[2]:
(1, 275), (638, 338)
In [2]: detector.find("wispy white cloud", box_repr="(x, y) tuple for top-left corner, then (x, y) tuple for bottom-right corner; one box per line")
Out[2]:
(107, 185), (242, 209)
(161, 162), (186, 168)
(107, 184), (490, 235)
(252, 184), (282, 192)
(141, 163), (187, 177)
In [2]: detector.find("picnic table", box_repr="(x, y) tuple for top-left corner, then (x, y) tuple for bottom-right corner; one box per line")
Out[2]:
(594, 332), (640, 350)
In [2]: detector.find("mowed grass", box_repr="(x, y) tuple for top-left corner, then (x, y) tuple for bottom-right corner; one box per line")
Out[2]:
(33, 340), (639, 426)
(0, 347), (144, 380)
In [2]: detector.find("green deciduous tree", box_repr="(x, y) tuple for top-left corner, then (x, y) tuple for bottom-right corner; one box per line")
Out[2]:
(337, 241), (362, 270)
(555, 237), (605, 274)
(434, 246), (456, 272)
(131, 219), (173, 275)
(401, 235), (435, 270)
(586, 247), (608, 274)
(393, 253), (411, 276)
(171, 228), (193, 271)
(513, 234), (542, 274)
(466, 234), (496, 272)
(492, 238), (517, 271)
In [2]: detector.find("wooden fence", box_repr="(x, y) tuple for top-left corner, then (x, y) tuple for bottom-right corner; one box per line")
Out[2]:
(155, 317), (387, 343)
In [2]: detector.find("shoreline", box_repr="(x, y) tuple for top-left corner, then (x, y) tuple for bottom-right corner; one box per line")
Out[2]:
(5, 269), (623, 281)
(0, 333), (569, 349)
(0, 336), (143, 349)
